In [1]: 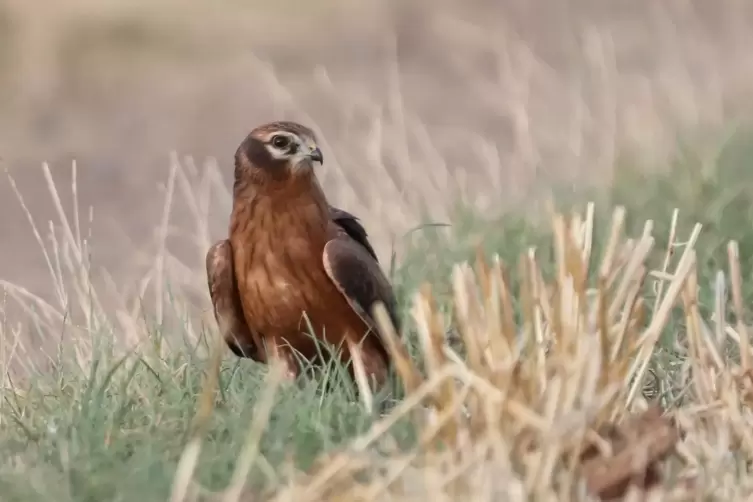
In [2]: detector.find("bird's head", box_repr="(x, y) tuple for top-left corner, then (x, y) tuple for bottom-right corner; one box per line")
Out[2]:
(234, 121), (323, 186)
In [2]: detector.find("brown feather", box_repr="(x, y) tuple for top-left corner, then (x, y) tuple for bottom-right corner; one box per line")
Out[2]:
(205, 239), (261, 360)
(205, 206), (390, 365)
(206, 121), (401, 389)
(322, 232), (400, 386)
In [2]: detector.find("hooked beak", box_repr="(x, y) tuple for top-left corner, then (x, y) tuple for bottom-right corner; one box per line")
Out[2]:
(308, 147), (324, 164)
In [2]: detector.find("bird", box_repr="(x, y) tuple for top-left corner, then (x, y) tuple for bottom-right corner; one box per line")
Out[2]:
(205, 121), (401, 390)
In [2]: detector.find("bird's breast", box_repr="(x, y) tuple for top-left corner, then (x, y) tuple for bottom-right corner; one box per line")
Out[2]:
(230, 203), (340, 335)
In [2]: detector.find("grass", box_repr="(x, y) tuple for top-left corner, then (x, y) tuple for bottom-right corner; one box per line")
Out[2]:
(3, 127), (753, 500)
(0, 350), (392, 500)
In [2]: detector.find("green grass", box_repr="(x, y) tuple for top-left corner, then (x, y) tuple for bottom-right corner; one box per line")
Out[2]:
(4, 126), (753, 500)
(0, 351), (384, 500)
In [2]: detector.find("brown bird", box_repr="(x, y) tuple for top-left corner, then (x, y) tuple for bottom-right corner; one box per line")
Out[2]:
(205, 121), (401, 389)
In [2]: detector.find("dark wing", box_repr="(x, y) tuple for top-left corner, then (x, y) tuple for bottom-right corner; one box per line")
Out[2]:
(322, 233), (402, 351)
(205, 239), (261, 360)
(329, 206), (379, 262)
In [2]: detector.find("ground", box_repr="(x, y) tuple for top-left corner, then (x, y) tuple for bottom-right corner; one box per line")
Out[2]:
(3, 1), (753, 500)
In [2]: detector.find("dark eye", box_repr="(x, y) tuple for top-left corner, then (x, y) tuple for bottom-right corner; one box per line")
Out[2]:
(271, 135), (290, 149)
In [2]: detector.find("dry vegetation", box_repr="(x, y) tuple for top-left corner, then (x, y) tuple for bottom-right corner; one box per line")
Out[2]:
(4, 0), (753, 500)
(7, 191), (753, 499)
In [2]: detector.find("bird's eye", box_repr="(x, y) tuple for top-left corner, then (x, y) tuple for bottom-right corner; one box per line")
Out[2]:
(271, 135), (291, 149)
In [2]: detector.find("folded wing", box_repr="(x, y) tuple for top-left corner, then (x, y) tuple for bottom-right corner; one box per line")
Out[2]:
(329, 206), (379, 262)
(322, 230), (401, 360)
(205, 239), (261, 360)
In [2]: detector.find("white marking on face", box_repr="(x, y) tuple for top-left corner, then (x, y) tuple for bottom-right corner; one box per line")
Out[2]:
(264, 131), (300, 160)
(263, 131), (319, 169)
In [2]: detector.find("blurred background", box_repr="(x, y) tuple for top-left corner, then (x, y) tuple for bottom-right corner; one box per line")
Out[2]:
(2, 0), (753, 345)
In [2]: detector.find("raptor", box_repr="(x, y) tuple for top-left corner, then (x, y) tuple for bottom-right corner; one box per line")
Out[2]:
(205, 121), (401, 390)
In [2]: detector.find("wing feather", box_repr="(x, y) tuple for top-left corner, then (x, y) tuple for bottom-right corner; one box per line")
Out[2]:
(322, 235), (401, 355)
(329, 206), (379, 262)
(206, 239), (261, 360)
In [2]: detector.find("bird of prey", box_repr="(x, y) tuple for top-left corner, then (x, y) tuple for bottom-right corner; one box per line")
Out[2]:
(205, 121), (401, 390)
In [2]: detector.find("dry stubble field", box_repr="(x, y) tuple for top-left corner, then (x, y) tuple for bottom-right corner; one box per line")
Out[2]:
(3, 0), (753, 500)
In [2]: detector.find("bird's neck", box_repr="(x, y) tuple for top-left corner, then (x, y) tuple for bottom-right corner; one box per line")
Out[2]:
(230, 172), (330, 237)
